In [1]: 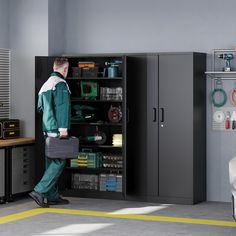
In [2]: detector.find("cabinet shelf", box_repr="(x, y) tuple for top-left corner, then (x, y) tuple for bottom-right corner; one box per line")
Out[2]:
(71, 121), (122, 126)
(212, 49), (236, 53)
(71, 98), (122, 103)
(80, 144), (122, 149)
(66, 167), (123, 173)
(205, 71), (236, 79)
(67, 77), (123, 80)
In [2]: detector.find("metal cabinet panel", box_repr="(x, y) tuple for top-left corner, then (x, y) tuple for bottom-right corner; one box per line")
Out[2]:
(126, 55), (159, 199)
(158, 54), (193, 199)
(0, 149), (5, 197)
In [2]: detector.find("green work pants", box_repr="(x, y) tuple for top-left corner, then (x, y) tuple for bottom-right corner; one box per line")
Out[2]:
(34, 158), (66, 201)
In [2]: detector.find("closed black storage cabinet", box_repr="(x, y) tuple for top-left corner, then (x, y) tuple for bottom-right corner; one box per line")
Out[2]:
(126, 52), (206, 204)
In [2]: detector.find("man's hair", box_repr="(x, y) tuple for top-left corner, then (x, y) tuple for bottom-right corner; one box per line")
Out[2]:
(53, 57), (69, 70)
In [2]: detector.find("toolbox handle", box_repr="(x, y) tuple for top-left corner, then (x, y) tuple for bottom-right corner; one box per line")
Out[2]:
(81, 148), (93, 152)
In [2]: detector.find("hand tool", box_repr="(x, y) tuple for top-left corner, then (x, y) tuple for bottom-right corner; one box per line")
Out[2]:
(231, 111), (236, 130)
(218, 53), (234, 72)
(225, 111), (231, 129)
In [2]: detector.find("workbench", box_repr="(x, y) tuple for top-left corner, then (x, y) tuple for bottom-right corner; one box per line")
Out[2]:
(0, 138), (35, 203)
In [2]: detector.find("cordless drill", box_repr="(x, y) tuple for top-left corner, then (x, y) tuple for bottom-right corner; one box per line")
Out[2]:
(218, 53), (234, 72)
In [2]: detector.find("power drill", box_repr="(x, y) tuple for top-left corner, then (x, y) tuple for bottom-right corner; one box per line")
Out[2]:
(218, 53), (234, 72)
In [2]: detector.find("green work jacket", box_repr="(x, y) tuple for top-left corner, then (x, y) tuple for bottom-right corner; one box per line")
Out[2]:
(37, 72), (71, 133)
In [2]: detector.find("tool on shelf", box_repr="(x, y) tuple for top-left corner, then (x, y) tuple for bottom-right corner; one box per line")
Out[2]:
(80, 81), (98, 100)
(79, 126), (107, 145)
(70, 148), (102, 168)
(218, 53), (234, 72)
(112, 134), (122, 147)
(100, 87), (122, 101)
(71, 105), (98, 122)
(225, 111), (231, 129)
(104, 60), (123, 77)
(211, 79), (227, 107)
(108, 105), (122, 123)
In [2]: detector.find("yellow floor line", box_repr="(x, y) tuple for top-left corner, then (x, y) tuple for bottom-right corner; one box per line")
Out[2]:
(1, 208), (236, 228)
(0, 208), (45, 225)
(47, 208), (236, 227)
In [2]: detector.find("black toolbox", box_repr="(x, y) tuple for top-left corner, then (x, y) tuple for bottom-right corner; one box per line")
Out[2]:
(0, 119), (20, 139)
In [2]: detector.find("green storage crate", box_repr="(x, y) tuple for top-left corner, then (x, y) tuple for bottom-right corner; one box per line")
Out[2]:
(77, 149), (102, 168)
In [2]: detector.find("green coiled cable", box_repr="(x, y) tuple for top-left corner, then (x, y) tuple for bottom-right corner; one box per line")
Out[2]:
(211, 88), (227, 107)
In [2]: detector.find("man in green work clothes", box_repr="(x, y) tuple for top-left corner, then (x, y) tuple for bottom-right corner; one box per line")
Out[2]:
(29, 58), (71, 207)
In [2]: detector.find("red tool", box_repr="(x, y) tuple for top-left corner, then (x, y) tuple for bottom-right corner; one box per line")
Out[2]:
(225, 112), (230, 129)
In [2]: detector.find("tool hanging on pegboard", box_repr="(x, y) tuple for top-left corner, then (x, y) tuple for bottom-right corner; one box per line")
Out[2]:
(225, 111), (231, 129)
(213, 110), (225, 124)
(229, 85), (236, 106)
(231, 111), (236, 130)
(211, 79), (227, 107)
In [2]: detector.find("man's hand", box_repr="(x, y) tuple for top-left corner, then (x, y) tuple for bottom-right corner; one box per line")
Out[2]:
(59, 130), (68, 139)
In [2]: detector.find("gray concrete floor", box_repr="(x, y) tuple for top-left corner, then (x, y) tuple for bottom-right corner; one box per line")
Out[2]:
(0, 197), (236, 236)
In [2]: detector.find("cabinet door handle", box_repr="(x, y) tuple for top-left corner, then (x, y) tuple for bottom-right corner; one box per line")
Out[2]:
(153, 108), (157, 122)
(160, 108), (164, 122)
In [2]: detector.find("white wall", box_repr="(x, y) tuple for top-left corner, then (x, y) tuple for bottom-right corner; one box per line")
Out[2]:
(9, 0), (48, 137)
(0, 0), (9, 48)
(65, 0), (236, 54)
(48, 0), (65, 55)
(64, 0), (236, 202)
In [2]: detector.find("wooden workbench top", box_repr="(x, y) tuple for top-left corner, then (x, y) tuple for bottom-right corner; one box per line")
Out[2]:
(0, 137), (35, 148)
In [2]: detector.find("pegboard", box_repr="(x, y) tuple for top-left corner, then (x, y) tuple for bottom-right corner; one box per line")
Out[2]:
(211, 78), (236, 131)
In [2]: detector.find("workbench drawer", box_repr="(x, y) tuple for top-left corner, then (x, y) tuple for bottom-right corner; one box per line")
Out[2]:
(11, 146), (35, 194)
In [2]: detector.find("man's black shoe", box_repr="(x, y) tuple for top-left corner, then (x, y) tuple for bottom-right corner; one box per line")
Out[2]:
(29, 191), (49, 208)
(48, 197), (70, 205)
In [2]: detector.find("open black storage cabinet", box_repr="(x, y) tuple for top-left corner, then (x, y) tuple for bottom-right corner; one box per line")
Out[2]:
(35, 55), (127, 200)
(35, 52), (206, 204)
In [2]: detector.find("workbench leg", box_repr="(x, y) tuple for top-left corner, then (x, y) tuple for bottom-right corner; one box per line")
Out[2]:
(5, 147), (13, 202)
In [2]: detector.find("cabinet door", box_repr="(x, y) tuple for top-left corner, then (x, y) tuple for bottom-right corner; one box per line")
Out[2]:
(126, 55), (159, 199)
(35, 57), (55, 181)
(158, 54), (193, 199)
(126, 56), (148, 198)
(146, 54), (159, 198)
